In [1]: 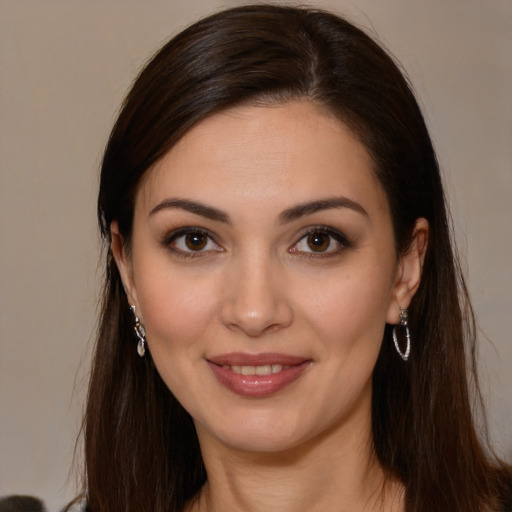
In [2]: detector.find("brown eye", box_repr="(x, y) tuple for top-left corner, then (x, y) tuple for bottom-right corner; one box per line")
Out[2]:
(307, 232), (330, 252)
(290, 227), (349, 257)
(164, 228), (223, 257)
(185, 232), (208, 251)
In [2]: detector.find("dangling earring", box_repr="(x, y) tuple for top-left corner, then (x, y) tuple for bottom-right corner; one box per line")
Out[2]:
(130, 305), (146, 357)
(392, 306), (411, 361)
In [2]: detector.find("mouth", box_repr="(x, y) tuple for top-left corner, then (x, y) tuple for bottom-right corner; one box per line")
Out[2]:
(221, 364), (290, 376)
(207, 353), (312, 398)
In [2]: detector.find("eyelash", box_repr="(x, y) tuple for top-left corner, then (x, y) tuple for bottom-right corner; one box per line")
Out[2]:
(290, 226), (350, 258)
(161, 227), (222, 259)
(161, 225), (350, 259)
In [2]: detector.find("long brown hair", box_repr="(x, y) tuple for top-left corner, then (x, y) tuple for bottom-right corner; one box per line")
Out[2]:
(82, 5), (511, 511)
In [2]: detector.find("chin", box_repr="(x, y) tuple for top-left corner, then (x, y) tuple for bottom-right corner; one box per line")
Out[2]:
(195, 408), (321, 455)
(215, 429), (306, 454)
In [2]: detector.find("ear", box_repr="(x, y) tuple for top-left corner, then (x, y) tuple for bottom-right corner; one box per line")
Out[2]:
(111, 221), (139, 309)
(386, 218), (429, 324)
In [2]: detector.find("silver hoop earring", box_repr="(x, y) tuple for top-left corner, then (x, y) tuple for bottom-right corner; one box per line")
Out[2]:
(392, 306), (411, 361)
(130, 305), (146, 357)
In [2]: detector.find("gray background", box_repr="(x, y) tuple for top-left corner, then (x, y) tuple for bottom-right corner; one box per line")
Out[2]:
(1, 1), (511, 510)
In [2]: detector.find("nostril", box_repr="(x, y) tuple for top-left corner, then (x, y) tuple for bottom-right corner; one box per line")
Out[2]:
(221, 300), (294, 337)
(244, 322), (284, 337)
(260, 323), (285, 336)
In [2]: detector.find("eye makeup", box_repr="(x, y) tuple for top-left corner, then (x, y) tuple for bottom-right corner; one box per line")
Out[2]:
(160, 226), (223, 259)
(289, 225), (352, 259)
(159, 222), (353, 263)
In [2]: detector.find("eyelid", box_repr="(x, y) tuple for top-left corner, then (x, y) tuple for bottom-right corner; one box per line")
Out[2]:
(160, 224), (350, 259)
(161, 226), (223, 257)
(289, 226), (350, 256)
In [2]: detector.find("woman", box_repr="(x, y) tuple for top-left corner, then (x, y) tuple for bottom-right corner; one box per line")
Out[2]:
(81, 4), (511, 512)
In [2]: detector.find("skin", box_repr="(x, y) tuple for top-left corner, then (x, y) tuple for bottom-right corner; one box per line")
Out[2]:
(112, 102), (428, 512)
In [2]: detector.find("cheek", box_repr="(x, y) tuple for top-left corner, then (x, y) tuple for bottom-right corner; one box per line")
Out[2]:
(135, 269), (221, 403)
(296, 261), (394, 352)
(134, 260), (220, 352)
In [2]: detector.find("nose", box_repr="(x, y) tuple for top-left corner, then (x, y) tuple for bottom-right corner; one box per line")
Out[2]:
(219, 254), (293, 337)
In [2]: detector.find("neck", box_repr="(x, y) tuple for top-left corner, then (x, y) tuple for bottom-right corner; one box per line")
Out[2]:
(187, 414), (404, 512)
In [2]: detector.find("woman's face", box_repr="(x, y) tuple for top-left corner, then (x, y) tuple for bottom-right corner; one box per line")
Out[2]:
(114, 102), (423, 453)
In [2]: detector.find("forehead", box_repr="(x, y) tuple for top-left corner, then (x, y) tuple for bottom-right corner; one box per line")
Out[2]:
(136, 101), (387, 218)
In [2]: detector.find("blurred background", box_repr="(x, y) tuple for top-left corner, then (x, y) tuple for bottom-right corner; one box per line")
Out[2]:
(1, 1), (511, 510)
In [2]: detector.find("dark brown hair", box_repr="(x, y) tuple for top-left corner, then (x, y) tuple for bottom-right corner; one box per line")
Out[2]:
(83, 4), (511, 512)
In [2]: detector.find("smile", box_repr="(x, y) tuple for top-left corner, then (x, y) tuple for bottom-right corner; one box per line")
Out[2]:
(223, 364), (288, 375)
(207, 353), (311, 398)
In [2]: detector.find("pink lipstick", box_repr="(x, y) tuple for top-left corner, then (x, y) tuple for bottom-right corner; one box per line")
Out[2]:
(207, 352), (311, 397)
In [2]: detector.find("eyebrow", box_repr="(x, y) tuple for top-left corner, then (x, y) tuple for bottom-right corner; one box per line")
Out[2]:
(279, 197), (368, 223)
(149, 196), (368, 224)
(149, 198), (231, 223)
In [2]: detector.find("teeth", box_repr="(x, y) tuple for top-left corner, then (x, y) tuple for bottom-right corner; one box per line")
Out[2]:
(227, 364), (287, 375)
(255, 365), (271, 375)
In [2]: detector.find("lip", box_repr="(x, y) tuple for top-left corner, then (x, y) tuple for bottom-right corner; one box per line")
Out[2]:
(207, 352), (312, 398)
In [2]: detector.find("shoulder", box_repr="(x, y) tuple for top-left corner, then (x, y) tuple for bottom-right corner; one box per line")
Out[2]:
(0, 495), (88, 512)
(0, 495), (47, 512)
